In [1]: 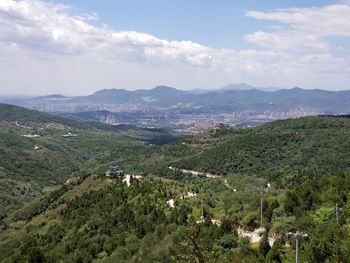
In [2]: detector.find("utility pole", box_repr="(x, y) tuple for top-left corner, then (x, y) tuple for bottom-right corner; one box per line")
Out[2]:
(335, 203), (342, 225)
(200, 198), (204, 220)
(336, 203), (339, 225)
(260, 186), (263, 225)
(287, 231), (308, 263)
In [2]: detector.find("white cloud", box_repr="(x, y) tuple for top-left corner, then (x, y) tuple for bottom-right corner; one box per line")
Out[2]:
(244, 31), (328, 51)
(0, 0), (215, 65)
(76, 12), (99, 21)
(245, 4), (350, 51)
(0, 0), (350, 95)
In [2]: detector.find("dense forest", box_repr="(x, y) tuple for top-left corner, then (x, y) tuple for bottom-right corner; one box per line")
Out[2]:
(1, 171), (350, 262)
(170, 116), (350, 179)
(0, 104), (350, 262)
(123, 116), (350, 185)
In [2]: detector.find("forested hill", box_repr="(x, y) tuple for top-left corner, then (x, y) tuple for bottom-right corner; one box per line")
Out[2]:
(0, 103), (157, 132)
(0, 112), (350, 262)
(163, 116), (350, 182)
(0, 103), (87, 126)
(0, 103), (180, 213)
(0, 103), (180, 141)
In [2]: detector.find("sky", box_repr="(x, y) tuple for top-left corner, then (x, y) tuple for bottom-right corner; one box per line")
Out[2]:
(0, 0), (350, 95)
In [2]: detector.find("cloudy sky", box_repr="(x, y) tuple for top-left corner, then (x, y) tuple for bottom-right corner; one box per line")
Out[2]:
(1, 0), (350, 95)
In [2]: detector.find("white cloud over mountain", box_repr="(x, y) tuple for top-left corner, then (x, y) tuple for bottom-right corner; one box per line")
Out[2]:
(0, 0), (349, 95)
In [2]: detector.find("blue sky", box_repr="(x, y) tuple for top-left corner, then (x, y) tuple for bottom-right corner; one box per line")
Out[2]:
(51, 0), (337, 49)
(0, 0), (349, 95)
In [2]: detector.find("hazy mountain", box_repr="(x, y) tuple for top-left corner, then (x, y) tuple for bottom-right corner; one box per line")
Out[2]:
(74, 86), (192, 106)
(190, 83), (281, 93)
(73, 86), (350, 112)
(219, 83), (282, 92)
(192, 87), (350, 113)
(219, 83), (256, 91)
(34, 94), (68, 100)
(7, 86), (350, 114)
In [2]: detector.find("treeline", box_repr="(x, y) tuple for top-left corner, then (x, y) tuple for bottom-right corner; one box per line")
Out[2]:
(170, 116), (350, 182)
(2, 169), (350, 262)
(2, 178), (270, 262)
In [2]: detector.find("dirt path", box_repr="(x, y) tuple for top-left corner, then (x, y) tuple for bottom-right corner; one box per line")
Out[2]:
(237, 227), (276, 246)
(168, 166), (221, 178)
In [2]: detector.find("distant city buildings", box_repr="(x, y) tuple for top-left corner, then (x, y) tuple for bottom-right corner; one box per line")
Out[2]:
(14, 99), (322, 134)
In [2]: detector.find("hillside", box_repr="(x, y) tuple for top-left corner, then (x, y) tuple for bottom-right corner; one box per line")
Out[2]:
(0, 103), (149, 132)
(1, 106), (348, 215)
(0, 103), (180, 213)
(177, 116), (350, 181)
(0, 157), (350, 262)
(0, 114), (350, 262)
(120, 116), (350, 185)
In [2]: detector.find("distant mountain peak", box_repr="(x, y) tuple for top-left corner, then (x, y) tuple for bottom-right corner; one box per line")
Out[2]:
(219, 83), (285, 92)
(220, 83), (255, 91)
(92, 88), (127, 95)
(35, 94), (67, 99)
(151, 85), (177, 91)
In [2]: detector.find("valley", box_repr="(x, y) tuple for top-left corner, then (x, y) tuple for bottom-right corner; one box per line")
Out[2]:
(0, 104), (349, 262)
(2, 1), (350, 262)
(2, 86), (350, 133)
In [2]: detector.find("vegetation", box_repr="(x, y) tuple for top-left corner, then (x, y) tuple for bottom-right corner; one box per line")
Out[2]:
(1, 170), (350, 262)
(1, 104), (350, 262)
(168, 116), (350, 183)
(0, 103), (180, 213)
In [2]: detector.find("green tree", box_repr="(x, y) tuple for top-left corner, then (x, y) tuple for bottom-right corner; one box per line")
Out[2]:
(265, 239), (283, 263)
(259, 231), (271, 257)
(11, 236), (46, 263)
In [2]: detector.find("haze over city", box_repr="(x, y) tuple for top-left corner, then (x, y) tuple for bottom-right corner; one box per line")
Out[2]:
(1, 0), (350, 95)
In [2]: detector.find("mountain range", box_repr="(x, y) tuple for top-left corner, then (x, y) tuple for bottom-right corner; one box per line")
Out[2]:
(2, 84), (350, 114)
(72, 86), (350, 112)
